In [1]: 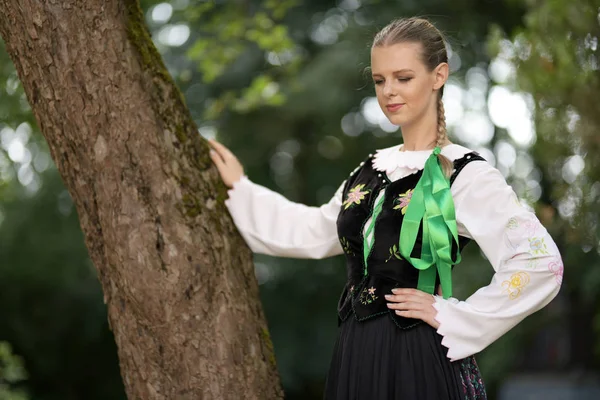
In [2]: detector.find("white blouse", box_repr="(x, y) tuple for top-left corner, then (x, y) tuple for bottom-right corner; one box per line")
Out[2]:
(224, 143), (563, 361)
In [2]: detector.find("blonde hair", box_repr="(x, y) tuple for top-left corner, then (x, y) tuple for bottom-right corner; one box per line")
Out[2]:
(373, 17), (453, 177)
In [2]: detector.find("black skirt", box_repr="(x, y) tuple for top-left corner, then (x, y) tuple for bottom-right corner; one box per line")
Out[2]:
(324, 315), (487, 400)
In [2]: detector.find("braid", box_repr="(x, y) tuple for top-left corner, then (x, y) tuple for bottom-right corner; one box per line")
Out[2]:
(436, 96), (448, 148)
(435, 95), (453, 178)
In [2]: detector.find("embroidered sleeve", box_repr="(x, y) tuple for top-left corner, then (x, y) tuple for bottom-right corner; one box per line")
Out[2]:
(434, 162), (563, 361)
(224, 176), (345, 259)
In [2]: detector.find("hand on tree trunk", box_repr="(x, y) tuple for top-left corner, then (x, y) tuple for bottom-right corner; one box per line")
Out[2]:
(209, 138), (246, 188)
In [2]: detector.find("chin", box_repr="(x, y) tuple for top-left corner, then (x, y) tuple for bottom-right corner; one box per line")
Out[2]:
(385, 114), (407, 127)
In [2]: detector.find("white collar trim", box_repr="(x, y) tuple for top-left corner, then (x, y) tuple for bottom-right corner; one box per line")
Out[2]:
(372, 144), (473, 175)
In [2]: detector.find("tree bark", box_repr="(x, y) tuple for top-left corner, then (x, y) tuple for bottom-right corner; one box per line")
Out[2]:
(0, 1), (283, 399)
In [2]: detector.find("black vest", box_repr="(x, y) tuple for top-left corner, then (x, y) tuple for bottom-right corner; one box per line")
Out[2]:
(335, 151), (485, 329)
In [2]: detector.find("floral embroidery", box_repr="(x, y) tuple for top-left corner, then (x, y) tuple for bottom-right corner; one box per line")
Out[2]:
(506, 217), (519, 230)
(340, 237), (355, 256)
(393, 189), (413, 214)
(523, 219), (539, 236)
(459, 356), (487, 399)
(385, 244), (403, 262)
(502, 272), (530, 300)
(343, 184), (370, 210)
(506, 216), (540, 251)
(529, 237), (548, 255)
(548, 259), (564, 285)
(526, 259), (539, 269)
(359, 286), (378, 304)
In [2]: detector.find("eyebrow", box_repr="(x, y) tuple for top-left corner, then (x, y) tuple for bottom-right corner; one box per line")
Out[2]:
(372, 69), (415, 77)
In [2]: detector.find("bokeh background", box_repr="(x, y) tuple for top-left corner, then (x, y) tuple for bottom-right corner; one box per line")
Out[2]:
(1, 0), (600, 399)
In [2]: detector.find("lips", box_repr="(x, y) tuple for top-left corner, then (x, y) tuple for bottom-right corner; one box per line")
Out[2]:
(386, 103), (404, 112)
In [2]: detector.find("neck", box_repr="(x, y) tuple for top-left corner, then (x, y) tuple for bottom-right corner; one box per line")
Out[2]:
(399, 113), (438, 151)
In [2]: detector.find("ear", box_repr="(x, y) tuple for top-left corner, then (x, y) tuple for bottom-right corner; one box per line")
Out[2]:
(432, 62), (449, 90)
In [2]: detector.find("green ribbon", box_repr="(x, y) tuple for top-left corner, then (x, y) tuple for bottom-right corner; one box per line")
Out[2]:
(363, 192), (386, 276)
(398, 147), (460, 299)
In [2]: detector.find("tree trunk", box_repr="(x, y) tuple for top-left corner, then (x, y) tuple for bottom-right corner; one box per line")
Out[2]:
(0, 1), (283, 399)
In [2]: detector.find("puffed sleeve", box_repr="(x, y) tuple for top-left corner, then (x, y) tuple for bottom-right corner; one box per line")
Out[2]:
(434, 162), (563, 361)
(223, 176), (345, 259)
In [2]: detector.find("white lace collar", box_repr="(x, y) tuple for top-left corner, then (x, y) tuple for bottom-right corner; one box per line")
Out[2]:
(372, 144), (471, 175)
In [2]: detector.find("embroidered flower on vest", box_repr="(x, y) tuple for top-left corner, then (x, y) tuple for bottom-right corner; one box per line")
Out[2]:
(343, 184), (370, 209)
(340, 237), (355, 256)
(393, 189), (413, 214)
(359, 286), (378, 304)
(385, 244), (403, 262)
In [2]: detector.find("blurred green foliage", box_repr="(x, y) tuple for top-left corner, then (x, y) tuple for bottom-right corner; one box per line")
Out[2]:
(0, 0), (597, 399)
(0, 342), (28, 400)
(181, 0), (298, 118)
(0, 171), (126, 400)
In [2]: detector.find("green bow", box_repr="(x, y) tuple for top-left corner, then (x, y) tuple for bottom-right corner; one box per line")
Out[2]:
(398, 147), (460, 299)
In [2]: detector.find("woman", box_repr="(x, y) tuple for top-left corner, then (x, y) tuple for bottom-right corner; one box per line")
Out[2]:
(209, 17), (562, 400)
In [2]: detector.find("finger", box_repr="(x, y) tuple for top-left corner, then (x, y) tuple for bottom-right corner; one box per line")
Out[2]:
(210, 149), (226, 172)
(397, 310), (439, 329)
(386, 301), (425, 311)
(208, 139), (234, 161)
(391, 288), (425, 297)
(208, 139), (228, 159)
(392, 288), (435, 300)
(384, 294), (421, 304)
(395, 310), (420, 319)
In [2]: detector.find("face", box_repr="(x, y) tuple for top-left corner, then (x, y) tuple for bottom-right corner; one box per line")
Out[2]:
(370, 42), (448, 127)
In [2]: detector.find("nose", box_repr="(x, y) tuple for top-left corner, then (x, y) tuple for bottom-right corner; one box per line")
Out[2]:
(383, 81), (396, 97)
